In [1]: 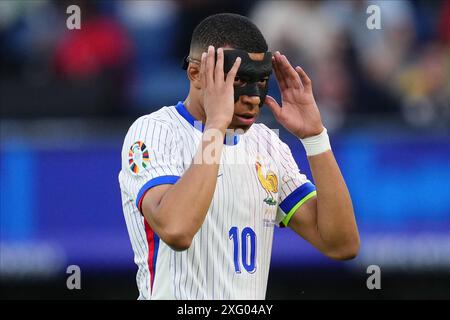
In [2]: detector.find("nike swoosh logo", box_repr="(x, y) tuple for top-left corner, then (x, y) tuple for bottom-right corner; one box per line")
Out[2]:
(217, 173), (223, 178)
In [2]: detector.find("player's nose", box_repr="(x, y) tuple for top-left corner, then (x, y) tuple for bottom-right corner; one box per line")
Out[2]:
(240, 95), (261, 108)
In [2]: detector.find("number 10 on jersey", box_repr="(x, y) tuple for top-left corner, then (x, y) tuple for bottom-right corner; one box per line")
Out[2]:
(228, 226), (257, 274)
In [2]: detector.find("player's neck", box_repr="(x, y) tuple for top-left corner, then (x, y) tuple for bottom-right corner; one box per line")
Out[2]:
(183, 95), (206, 123)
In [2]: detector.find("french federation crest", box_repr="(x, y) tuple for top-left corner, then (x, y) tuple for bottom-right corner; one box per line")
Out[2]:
(255, 160), (278, 206)
(128, 141), (150, 174)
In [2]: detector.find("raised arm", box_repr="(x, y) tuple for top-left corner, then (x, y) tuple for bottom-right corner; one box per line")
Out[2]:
(141, 47), (241, 251)
(288, 151), (359, 260)
(265, 52), (360, 260)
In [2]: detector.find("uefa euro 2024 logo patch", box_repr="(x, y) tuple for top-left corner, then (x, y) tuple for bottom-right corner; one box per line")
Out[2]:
(129, 141), (150, 174)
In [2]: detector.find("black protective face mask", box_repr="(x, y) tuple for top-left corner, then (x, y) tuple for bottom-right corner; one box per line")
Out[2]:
(182, 49), (273, 107)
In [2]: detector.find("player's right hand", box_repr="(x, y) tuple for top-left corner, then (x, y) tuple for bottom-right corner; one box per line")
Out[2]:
(201, 45), (241, 131)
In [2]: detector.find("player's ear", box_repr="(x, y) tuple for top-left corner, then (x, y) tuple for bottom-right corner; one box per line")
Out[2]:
(187, 64), (202, 90)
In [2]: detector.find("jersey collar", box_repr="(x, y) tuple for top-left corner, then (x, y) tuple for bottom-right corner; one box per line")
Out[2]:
(175, 101), (240, 146)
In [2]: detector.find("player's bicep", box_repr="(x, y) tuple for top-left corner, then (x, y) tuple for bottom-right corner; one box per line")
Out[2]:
(287, 195), (328, 253)
(141, 184), (173, 228)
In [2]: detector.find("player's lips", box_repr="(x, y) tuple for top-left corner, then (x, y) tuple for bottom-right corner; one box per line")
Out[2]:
(234, 112), (258, 126)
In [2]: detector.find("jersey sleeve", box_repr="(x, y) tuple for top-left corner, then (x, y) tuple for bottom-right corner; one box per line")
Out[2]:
(120, 116), (184, 212)
(275, 140), (317, 227)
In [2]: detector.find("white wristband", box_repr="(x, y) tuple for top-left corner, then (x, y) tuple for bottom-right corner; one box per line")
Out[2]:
(300, 127), (331, 156)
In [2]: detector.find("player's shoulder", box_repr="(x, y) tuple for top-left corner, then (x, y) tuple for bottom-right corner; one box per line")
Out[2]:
(129, 105), (178, 130)
(128, 106), (183, 134)
(248, 122), (283, 143)
(247, 123), (293, 157)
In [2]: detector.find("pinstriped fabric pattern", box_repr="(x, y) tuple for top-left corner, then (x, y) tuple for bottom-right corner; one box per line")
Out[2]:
(118, 105), (315, 299)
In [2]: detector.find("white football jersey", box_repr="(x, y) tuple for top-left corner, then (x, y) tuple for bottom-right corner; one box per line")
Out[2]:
(118, 102), (316, 300)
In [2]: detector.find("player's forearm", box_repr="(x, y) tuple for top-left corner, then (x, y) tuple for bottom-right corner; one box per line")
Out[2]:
(308, 150), (360, 258)
(152, 123), (226, 249)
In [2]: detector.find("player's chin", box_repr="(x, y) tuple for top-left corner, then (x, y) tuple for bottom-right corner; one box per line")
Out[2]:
(230, 114), (258, 132)
(231, 123), (253, 132)
(229, 121), (255, 133)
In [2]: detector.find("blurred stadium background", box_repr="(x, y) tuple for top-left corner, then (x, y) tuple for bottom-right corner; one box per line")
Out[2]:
(1, 0), (449, 299)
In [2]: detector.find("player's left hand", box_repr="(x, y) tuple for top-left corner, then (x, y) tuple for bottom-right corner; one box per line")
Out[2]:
(265, 51), (324, 139)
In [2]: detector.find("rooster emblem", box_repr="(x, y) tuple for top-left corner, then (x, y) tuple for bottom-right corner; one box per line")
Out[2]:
(255, 161), (278, 206)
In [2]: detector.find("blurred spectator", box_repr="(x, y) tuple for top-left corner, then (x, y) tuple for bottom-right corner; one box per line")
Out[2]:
(115, 0), (178, 67)
(250, 0), (355, 131)
(0, 0), (63, 78)
(397, 43), (450, 128)
(327, 0), (416, 85)
(0, 0), (448, 128)
(251, 0), (449, 131)
(52, 0), (133, 117)
(115, 0), (182, 112)
(251, 0), (338, 69)
(320, 0), (408, 118)
(0, 0), (134, 118)
(54, 3), (132, 80)
(314, 55), (353, 131)
(119, 0), (256, 113)
(438, 1), (450, 43)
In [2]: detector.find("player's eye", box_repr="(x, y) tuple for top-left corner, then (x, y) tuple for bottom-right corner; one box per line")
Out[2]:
(258, 77), (269, 86)
(234, 76), (247, 87)
(233, 76), (268, 87)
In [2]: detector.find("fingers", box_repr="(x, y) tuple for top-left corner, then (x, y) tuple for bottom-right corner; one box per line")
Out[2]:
(264, 95), (282, 121)
(278, 53), (302, 89)
(272, 53), (287, 91)
(295, 66), (312, 90)
(206, 45), (215, 85)
(215, 47), (224, 82)
(225, 56), (241, 86)
(200, 52), (207, 88)
(205, 46), (236, 86)
(273, 51), (304, 90)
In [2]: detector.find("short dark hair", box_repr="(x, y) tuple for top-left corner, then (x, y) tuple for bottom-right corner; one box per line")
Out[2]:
(190, 13), (268, 55)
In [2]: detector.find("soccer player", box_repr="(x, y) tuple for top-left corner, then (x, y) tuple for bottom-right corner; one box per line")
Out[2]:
(119, 13), (359, 300)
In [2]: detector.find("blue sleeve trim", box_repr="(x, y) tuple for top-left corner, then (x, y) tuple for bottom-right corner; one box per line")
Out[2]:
(279, 182), (316, 213)
(136, 175), (180, 209)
